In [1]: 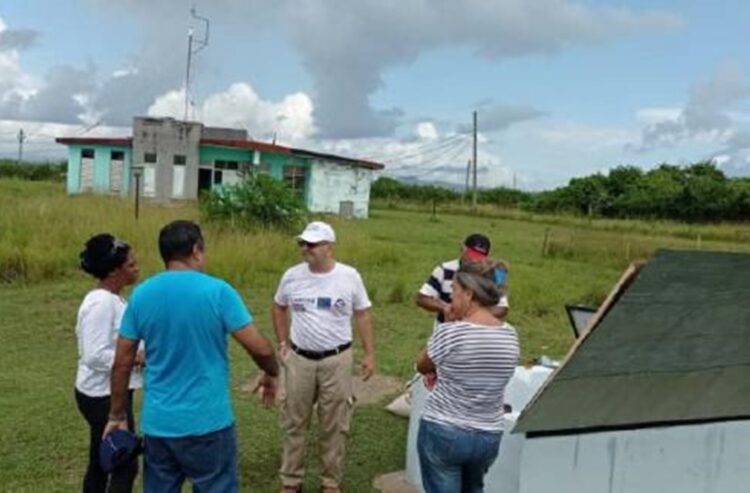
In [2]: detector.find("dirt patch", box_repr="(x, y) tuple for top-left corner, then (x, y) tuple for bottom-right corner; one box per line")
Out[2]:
(242, 371), (406, 407)
(352, 373), (405, 405)
(373, 470), (419, 493)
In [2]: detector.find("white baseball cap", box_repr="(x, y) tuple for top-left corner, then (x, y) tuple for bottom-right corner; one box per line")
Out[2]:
(298, 221), (336, 243)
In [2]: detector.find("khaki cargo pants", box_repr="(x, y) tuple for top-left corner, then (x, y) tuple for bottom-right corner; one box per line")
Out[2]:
(279, 348), (354, 490)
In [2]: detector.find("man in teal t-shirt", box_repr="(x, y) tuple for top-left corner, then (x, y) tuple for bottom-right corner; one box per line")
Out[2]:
(105, 220), (279, 493)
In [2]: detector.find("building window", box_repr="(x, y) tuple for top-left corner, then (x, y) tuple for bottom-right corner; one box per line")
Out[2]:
(82, 148), (95, 159)
(144, 152), (157, 163)
(173, 154), (186, 165)
(111, 150), (124, 161)
(256, 163), (271, 175)
(284, 166), (306, 197)
(215, 160), (239, 170)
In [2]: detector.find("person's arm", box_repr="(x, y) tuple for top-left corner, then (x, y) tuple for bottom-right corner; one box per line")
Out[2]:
(354, 308), (375, 381)
(232, 324), (280, 407)
(79, 298), (117, 372)
(103, 336), (138, 436)
(271, 302), (290, 357)
(416, 265), (452, 319)
(416, 348), (435, 375)
(416, 294), (452, 320)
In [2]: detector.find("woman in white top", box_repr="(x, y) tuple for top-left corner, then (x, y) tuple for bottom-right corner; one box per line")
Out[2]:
(416, 259), (520, 493)
(75, 234), (142, 493)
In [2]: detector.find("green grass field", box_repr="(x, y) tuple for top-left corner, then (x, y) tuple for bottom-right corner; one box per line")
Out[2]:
(2, 178), (750, 491)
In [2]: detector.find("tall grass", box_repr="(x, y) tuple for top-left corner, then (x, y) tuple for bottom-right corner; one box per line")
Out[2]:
(373, 198), (750, 244)
(3, 177), (750, 360)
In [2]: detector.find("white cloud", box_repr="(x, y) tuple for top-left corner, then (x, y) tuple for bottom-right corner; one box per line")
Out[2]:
(415, 122), (438, 141)
(0, 17), (39, 106)
(538, 122), (637, 148)
(633, 63), (750, 152)
(636, 107), (682, 125)
(147, 82), (316, 144)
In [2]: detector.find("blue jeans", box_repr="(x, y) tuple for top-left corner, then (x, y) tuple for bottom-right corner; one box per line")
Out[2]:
(143, 425), (238, 493)
(417, 419), (502, 493)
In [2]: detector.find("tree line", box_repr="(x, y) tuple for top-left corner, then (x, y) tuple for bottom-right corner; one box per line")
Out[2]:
(372, 161), (750, 222)
(0, 160), (66, 181)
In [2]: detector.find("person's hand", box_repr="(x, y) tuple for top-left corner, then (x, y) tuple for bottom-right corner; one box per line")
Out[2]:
(442, 303), (455, 321)
(360, 353), (376, 381)
(423, 372), (437, 390)
(252, 373), (277, 408)
(134, 349), (146, 370)
(278, 341), (290, 359)
(102, 417), (128, 438)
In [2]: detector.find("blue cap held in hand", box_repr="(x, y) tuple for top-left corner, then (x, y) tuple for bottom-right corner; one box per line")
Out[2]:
(99, 429), (142, 473)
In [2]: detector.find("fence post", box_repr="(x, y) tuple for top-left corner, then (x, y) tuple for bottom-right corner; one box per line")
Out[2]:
(542, 228), (551, 257)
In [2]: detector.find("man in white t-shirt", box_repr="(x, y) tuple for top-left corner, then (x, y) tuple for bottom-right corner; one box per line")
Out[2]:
(272, 221), (375, 493)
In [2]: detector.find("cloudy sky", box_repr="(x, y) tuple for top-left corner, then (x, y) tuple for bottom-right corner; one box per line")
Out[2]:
(1, 0), (749, 189)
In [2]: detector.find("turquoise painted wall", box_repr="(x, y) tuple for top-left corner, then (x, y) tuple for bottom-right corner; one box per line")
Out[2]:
(199, 146), (253, 164)
(259, 152), (288, 180)
(66, 146), (80, 194)
(258, 153), (312, 203)
(199, 146), (311, 202)
(66, 144), (132, 195)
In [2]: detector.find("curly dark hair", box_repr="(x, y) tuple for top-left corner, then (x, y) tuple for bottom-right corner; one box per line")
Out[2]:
(79, 234), (131, 279)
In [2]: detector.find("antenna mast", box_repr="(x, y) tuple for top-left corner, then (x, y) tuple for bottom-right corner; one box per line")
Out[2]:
(184, 7), (209, 121)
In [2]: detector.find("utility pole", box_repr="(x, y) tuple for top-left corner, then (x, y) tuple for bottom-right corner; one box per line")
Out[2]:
(464, 159), (471, 201)
(184, 7), (209, 121)
(472, 111), (478, 209)
(17, 129), (25, 164)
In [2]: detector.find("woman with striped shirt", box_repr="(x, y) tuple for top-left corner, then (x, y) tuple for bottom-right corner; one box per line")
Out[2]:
(416, 259), (520, 493)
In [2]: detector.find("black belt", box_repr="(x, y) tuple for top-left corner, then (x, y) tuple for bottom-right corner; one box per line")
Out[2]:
(291, 342), (352, 361)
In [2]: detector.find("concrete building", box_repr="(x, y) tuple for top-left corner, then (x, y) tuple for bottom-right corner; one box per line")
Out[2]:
(56, 116), (384, 218)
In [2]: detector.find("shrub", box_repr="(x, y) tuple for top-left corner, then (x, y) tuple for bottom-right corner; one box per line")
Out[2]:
(200, 174), (307, 231)
(0, 160), (66, 182)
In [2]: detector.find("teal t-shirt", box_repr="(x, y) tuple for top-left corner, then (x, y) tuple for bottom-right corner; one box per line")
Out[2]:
(120, 270), (252, 437)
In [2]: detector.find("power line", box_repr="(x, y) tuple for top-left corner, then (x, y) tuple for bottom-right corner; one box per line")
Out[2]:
(385, 138), (468, 173)
(361, 133), (466, 162)
(388, 140), (470, 178)
(379, 135), (467, 162)
(421, 141), (472, 175)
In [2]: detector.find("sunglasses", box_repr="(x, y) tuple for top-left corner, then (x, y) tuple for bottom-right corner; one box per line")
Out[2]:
(297, 240), (328, 249)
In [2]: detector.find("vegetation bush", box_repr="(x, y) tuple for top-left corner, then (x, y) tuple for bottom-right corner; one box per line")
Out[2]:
(200, 174), (307, 231)
(0, 160), (66, 181)
(373, 161), (750, 223)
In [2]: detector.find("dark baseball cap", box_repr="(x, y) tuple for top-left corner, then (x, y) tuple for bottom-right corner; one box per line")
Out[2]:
(463, 234), (491, 260)
(99, 429), (142, 473)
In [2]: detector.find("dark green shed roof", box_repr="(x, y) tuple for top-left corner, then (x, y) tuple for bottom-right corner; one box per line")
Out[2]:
(515, 249), (750, 436)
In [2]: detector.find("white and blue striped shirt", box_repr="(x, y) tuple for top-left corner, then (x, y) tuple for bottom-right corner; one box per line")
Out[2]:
(423, 321), (520, 432)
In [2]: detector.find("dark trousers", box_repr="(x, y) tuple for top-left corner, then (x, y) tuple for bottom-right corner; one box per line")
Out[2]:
(75, 389), (138, 493)
(144, 425), (238, 493)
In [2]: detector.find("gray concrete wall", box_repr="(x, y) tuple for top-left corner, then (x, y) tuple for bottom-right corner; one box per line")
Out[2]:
(132, 117), (202, 200)
(202, 126), (247, 140)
